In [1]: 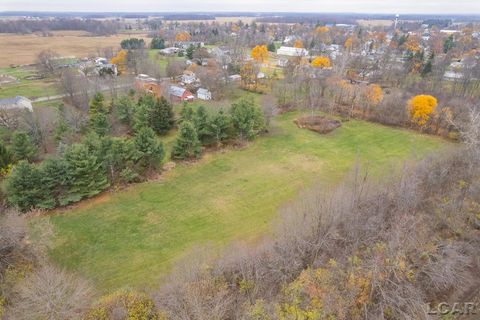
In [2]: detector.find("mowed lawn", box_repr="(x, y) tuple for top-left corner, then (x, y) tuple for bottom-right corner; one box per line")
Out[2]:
(46, 112), (447, 291)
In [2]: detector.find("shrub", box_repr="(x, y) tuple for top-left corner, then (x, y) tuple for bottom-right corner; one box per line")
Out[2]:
(85, 290), (158, 320)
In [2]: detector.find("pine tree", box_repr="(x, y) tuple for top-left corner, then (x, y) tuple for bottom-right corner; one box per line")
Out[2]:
(11, 131), (37, 162)
(171, 121), (202, 160)
(193, 106), (211, 143)
(38, 158), (70, 208)
(0, 141), (12, 172)
(133, 103), (152, 132)
(151, 97), (174, 135)
(186, 44), (195, 59)
(89, 92), (107, 118)
(179, 102), (194, 124)
(134, 127), (165, 171)
(91, 112), (111, 136)
(5, 160), (42, 212)
(230, 98), (265, 140)
(209, 109), (231, 145)
(64, 144), (109, 202)
(116, 95), (135, 125)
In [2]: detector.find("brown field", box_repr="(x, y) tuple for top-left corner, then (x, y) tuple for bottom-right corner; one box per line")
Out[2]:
(174, 16), (256, 24)
(0, 31), (148, 67)
(357, 19), (394, 27)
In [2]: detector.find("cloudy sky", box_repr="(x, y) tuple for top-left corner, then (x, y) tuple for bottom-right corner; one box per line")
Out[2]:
(1, 0), (479, 14)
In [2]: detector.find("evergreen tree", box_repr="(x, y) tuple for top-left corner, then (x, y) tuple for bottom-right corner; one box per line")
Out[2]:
(179, 102), (194, 124)
(116, 95), (135, 125)
(443, 35), (455, 53)
(89, 92), (107, 118)
(38, 158), (70, 208)
(64, 143), (109, 203)
(230, 98), (265, 140)
(11, 131), (37, 162)
(209, 109), (231, 145)
(193, 106), (211, 144)
(133, 103), (152, 132)
(186, 44), (195, 59)
(134, 127), (165, 171)
(104, 137), (137, 183)
(171, 121), (201, 160)
(0, 141), (12, 173)
(421, 52), (434, 77)
(151, 97), (174, 135)
(5, 160), (42, 212)
(91, 112), (111, 136)
(150, 37), (165, 49)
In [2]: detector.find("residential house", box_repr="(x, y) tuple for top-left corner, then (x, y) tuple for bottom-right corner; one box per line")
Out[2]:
(159, 47), (179, 55)
(169, 86), (194, 102)
(181, 72), (198, 85)
(276, 46), (309, 57)
(197, 88), (212, 100)
(0, 96), (33, 112)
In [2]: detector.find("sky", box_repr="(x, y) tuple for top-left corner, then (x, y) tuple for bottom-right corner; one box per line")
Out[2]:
(1, 0), (480, 15)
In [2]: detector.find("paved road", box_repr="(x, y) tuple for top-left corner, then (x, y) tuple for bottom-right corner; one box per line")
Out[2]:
(31, 82), (132, 103)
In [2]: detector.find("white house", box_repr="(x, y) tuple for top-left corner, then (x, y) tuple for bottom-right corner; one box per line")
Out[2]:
(276, 46), (309, 57)
(197, 88), (212, 100)
(181, 73), (197, 85)
(0, 96), (33, 112)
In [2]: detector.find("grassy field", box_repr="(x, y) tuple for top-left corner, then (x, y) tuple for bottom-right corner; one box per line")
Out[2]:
(0, 66), (58, 99)
(0, 31), (148, 67)
(148, 50), (186, 74)
(44, 112), (447, 292)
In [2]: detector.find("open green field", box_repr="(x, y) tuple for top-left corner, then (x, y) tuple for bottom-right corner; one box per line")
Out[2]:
(148, 50), (186, 75)
(45, 112), (447, 292)
(0, 66), (58, 99)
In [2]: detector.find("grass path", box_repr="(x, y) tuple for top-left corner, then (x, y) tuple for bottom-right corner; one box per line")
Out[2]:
(45, 112), (447, 291)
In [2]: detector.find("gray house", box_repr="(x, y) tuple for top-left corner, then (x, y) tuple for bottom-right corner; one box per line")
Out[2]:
(0, 96), (33, 112)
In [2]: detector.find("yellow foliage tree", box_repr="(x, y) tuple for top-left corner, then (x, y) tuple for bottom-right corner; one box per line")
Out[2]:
(251, 45), (269, 63)
(294, 40), (303, 48)
(344, 37), (353, 50)
(175, 31), (191, 42)
(315, 26), (329, 34)
(311, 56), (331, 69)
(407, 95), (438, 126)
(404, 36), (420, 52)
(366, 84), (383, 106)
(110, 49), (127, 74)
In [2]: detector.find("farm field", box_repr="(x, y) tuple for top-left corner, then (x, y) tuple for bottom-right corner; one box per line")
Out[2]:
(43, 111), (448, 292)
(0, 31), (148, 67)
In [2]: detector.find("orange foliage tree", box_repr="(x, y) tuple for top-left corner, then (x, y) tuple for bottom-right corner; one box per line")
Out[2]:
(110, 50), (127, 74)
(175, 31), (191, 42)
(407, 95), (438, 126)
(294, 40), (303, 48)
(250, 45), (269, 63)
(311, 56), (331, 69)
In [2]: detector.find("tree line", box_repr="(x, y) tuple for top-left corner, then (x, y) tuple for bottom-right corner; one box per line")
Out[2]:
(1, 92), (265, 212)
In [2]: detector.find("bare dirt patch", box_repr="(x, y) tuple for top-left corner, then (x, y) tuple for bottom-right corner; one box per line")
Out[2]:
(294, 115), (342, 134)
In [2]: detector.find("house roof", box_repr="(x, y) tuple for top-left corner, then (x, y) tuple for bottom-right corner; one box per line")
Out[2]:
(169, 86), (187, 97)
(197, 88), (210, 95)
(0, 96), (32, 111)
(276, 46), (309, 56)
